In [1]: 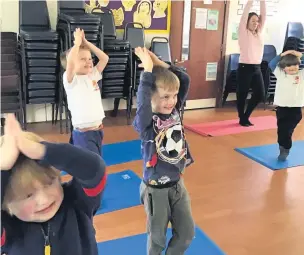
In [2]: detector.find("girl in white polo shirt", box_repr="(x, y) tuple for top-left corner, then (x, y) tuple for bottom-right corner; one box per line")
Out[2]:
(269, 50), (304, 161)
(60, 28), (109, 157)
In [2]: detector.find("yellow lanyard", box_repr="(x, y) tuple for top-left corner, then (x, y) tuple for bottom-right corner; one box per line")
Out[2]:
(41, 223), (51, 255)
(45, 245), (51, 255)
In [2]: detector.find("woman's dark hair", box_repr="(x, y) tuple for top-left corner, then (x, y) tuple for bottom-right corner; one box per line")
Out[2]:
(278, 54), (301, 69)
(247, 12), (259, 30)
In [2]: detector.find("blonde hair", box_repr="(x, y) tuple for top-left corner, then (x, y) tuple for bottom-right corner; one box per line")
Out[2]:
(152, 66), (180, 92)
(2, 132), (60, 213)
(60, 45), (91, 70)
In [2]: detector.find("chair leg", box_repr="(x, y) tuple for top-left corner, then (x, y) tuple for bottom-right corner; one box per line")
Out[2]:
(64, 97), (69, 134)
(126, 86), (133, 125)
(111, 98), (120, 117)
(222, 91), (229, 107)
(51, 103), (55, 124)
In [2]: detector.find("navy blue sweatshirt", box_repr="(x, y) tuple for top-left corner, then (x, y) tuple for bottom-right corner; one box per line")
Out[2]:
(133, 65), (194, 188)
(1, 142), (106, 255)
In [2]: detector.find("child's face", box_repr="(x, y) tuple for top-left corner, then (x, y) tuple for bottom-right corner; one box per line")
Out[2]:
(75, 49), (93, 75)
(151, 87), (178, 114)
(284, 65), (299, 75)
(8, 178), (63, 222)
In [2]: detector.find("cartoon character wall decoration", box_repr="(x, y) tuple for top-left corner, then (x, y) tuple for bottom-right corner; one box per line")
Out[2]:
(98, 0), (109, 7)
(84, 0), (170, 33)
(121, 0), (136, 11)
(133, 0), (152, 28)
(153, 0), (168, 19)
(112, 7), (125, 26)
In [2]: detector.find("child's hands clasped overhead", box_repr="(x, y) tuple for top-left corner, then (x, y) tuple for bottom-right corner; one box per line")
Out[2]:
(281, 50), (302, 59)
(0, 114), (46, 171)
(0, 114), (20, 170)
(73, 28), (84, 47)
(135, 47), (153, 72)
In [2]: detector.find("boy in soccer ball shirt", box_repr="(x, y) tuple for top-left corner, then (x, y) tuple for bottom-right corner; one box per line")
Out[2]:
(61, 28), (109, 155)
(0, 114), (106, 255)
(133, 47), (195, 255)
(269, 50), (304, 161)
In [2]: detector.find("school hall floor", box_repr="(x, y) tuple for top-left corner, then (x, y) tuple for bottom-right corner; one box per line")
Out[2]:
(27, 107), (304, 255)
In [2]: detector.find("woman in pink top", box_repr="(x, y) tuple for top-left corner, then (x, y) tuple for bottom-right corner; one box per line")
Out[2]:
(237, 0), (266, 126)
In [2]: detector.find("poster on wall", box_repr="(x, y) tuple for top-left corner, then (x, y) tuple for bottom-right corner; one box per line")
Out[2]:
(231, 23), (239, 40)
(85, 0), (171, 34)
(206, 62), (218, 81)
(207, 9), (219, 31)
(195, 8), (207, 29)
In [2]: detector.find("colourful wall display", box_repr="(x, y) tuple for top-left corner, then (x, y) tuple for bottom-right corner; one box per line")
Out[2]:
(85, 0), (171, 33)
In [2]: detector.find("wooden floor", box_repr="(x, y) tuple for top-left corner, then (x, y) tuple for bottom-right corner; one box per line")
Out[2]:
(27, 107), (304, 255)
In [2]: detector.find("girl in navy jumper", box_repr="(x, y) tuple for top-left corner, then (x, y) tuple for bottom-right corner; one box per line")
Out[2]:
(0, 114), (106, 255)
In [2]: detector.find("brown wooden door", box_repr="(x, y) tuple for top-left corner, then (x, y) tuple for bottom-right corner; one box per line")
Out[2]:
(170, 1), (229, 105)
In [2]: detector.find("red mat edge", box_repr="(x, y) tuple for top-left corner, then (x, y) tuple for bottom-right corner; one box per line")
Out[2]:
(184, 115), (277, 137)
(184, 124), (213, 137)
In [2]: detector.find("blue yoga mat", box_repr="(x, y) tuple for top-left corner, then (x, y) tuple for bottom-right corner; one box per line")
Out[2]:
(103, 139), (142, 166)
(62, 140), (142, 176)
(97, 227), (225, 255)
(95, 170), (142, 215)
(235, 140), (304, 170)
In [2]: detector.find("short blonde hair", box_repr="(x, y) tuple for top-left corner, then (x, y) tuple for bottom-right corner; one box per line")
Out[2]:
(2, 132), (60, 213)
(152, 66), (180, 92)
(60, 45), (91, 70)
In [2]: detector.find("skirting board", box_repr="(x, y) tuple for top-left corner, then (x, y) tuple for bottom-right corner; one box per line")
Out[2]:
(4, 95), (239, 123)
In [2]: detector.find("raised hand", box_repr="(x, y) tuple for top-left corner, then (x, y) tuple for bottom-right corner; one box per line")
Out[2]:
(73, 28), (83, 47)
(134, 47), (153, 72)
(0, 114), (20, 170)
(281, 50), (302, 59)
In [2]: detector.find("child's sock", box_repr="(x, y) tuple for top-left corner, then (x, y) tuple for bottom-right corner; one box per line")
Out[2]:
(278, 146), (290, 161)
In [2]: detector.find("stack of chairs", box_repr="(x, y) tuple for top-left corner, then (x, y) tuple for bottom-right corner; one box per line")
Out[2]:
(56, 0), (103, 133)
(284, 22), (304, 46)
(124, 22), (145, 98)
(1, 32), (24, 128)
(18, 0), (60, 129)
(150, 37), (172, 64)
(91, 7), (133, 122)
(284, 21), (304, 69)
(261, 45), (277, 106)
(222, 54), (240, 106)
(57, 0), (103, 52)
(284, 37), (304, 68)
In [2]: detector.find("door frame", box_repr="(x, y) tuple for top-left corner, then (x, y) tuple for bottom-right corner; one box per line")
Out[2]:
(215, 0), (230, 108)
(169, 0), (231, 108)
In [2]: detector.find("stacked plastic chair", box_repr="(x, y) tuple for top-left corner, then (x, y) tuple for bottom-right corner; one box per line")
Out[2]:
(91, 7), (133, 122)
(150, 37), (172, 64)
(123, 22), (145, 108)
(284, 22), (304, 68)
(1, 32), (24, 128)
(18, 0), (60, 129)
(284, 22), (304, 46)
(262, 45), (277, 106)
(57, 1), (103, 51)
(222, 54), (240, 106)
(284, 37), (304, 68)
(56, 0), (103, 133)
